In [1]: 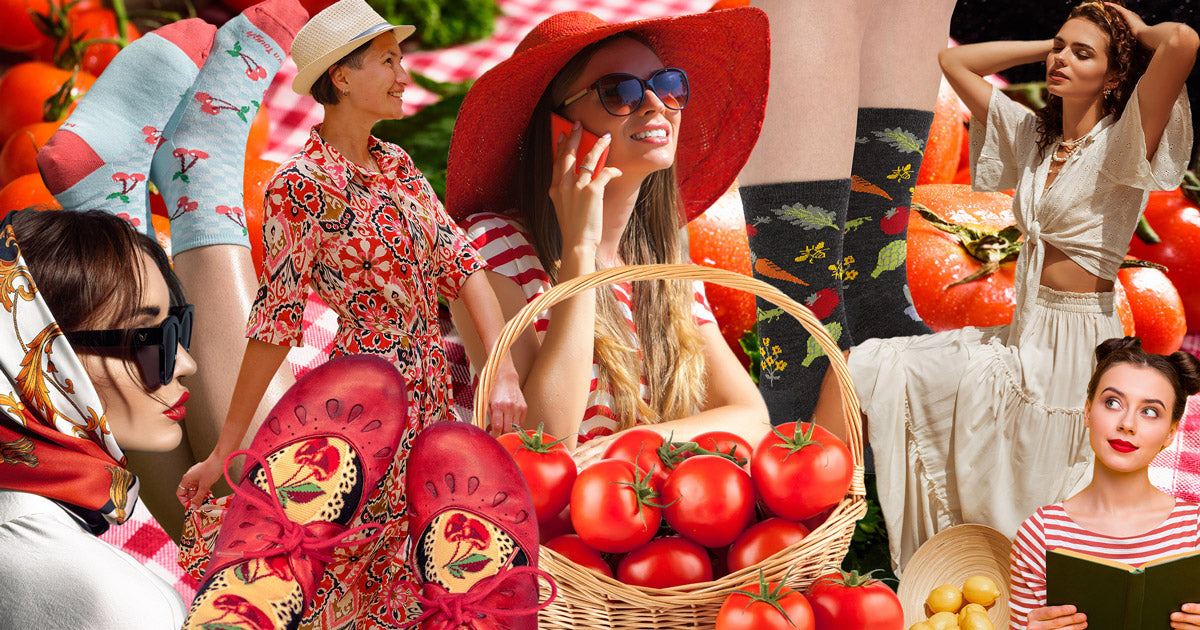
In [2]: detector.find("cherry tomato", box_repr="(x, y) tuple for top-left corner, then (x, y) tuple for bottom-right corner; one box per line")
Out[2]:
(0, 121), (59, 187)
(544, 534), (612, 578)
(690, 430), (753, 470)
(751, 422), (853, 521)
(0, 172), (61, 218)
(808, 570), (904, 630)
(716, 574), (815, 630)
(726, 517), (810, 573)
(569, 459), (663, 553)
(617, 536), (712, 589)
(63, 9), (141, 76)
(496, 426), (577, 523)
(0, 0), (51, 52)
(661, 455), (756, 548)
(0, 62), (96, 147)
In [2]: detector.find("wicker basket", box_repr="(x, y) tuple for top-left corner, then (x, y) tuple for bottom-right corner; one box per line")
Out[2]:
(471, 263), (866, 629)
(897, 524), (1013, 627)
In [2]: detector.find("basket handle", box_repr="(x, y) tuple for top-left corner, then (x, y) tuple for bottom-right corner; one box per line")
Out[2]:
(471, 263), (865, 476)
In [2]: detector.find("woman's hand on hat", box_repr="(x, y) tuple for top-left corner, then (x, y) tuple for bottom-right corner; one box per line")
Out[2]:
(1028, 604), (1087, 630)
(548, 122), (621, 254)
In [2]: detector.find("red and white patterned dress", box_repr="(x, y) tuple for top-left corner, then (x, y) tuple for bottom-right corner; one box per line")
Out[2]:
(245, 126), (482, 629)
(461, 212), (716, 443)
(1008, 500), (1200, 629)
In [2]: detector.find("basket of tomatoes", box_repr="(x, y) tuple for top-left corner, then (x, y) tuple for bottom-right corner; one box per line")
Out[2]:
(472, 263), (867, 630)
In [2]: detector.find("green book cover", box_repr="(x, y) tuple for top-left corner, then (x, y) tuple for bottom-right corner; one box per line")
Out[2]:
(1045, 547), (1200, 630)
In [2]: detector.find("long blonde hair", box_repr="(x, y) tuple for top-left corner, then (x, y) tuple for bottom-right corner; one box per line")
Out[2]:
(515, 34), (707, 428)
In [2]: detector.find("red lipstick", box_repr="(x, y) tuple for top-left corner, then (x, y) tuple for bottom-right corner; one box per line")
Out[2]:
(1108, 439), (1137, 453)
(164, 391), (188, 422)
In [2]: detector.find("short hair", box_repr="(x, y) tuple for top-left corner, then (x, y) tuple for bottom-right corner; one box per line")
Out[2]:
(310, 39), (374, 106)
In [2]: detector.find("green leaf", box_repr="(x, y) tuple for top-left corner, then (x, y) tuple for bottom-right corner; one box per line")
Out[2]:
(105, 192), (121, 200)
(201, 624), (246, 630)
(118, 194), (130, 203)
(739, 327), (760, 384)
(277, 481), (324, 506)
(873, 127), (923, 154)
(771, 203), (837, 230)
(871, 240), (907, 278)
(367, 0), (500, 49)
(237, 107), (250, 123)
(234, 563), (250, 583)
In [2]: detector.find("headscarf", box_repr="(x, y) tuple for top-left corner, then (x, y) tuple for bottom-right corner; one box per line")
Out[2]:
(0, 212), (138, 534)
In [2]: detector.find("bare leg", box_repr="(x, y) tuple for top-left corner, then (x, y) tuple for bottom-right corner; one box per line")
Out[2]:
(858, 0), (958, 108)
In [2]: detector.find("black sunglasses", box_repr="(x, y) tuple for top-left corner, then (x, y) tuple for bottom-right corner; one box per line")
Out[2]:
(559, 67), (689, 117)
(66, 304), (194, 389)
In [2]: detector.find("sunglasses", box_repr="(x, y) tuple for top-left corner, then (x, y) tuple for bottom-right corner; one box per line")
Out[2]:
(66, 304), (194, 389)
(559, 67), (689, 116)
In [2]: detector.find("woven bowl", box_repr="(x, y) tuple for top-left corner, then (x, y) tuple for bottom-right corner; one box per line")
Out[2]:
(898, 524), (1013, 627)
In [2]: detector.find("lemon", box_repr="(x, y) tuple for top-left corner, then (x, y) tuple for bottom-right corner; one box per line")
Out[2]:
(927, 611), (960, 630)
(962, 575), (1002, 607)
(959, 611), (994, 630)
(909, 623), (936, 630)
(926, 584), (964, 614)
(959, 603), (987, 623)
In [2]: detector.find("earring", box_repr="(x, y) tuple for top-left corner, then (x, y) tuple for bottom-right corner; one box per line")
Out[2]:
(1103, 88), (1112, 97)
(341, 89), (349, 97)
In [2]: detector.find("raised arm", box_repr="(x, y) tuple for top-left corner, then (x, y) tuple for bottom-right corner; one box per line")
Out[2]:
(939, 39), (1054, 123)
(1106, 4), (1198, 158)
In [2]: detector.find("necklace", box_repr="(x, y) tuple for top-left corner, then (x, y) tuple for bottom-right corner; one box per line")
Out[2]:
(1050, 136), (1086, 164)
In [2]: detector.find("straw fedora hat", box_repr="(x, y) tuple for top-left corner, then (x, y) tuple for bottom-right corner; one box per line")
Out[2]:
(290, 0), (415, 96)
(446, 8), (769, 222)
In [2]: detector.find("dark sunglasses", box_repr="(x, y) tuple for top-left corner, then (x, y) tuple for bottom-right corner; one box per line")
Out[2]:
(65, 304), (194, 389)
(559, 67), (689, 116)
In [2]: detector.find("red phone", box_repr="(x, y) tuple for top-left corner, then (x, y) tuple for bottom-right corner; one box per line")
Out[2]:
(551, 112), (609, 174)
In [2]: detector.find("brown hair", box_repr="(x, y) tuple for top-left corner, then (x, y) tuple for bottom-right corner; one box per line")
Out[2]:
(515, 34), (706, 428)
(310, 39), (373, 106)
(1086, 337), (1200, 424)
(1034, 0), (1150, 153)
(11, 209), (184, 391)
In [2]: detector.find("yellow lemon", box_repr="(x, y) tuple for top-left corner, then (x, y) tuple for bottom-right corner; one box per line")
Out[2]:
(959, 611), (994, 630)
(909, 623), (936, 630)
(962, 575), (1001, 607)
(959, 603), (987, 623)
(927, 611), (960, 630)
(926, 584), (964, 614)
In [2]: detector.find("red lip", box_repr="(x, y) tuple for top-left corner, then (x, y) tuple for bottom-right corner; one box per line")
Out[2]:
(1048, 70), (1067, 82)
(164, 391), (188, 422)
(1108, 439), (1137, 453)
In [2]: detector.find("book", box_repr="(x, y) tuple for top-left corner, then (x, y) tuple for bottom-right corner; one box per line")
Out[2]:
(1045, 547), (1200, 630)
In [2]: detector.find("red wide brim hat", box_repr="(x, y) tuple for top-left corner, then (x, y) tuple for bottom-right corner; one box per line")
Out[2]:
(446, 8), (769, 222)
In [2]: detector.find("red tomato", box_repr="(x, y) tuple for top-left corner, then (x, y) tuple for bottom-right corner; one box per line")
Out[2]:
(496, 427), (577, 523)
(661, 455), (756, 548)
(686, 185), (756, 368)
(245, 106), (271, 159)
(602, 428), (675, 488)
(916, 79), (965, 186)
(751, 422), (853, 521)
(570, 459), (663, 553)
(40, 8), (140, 76)
(0, 121), (59, 187)
(808, 570), (904, 630)
(0, 172), (61, 218)
(616, 536), (713, 589)
(0, 0), (51, 52)
(1126, 188), (1200, 332)
(538, 505), (574, 543)
(690, 430), (753, 470)
(716, 575), (815, 630)
(151, 213), (171, 258)
(1118, 260), (1186, 354)
(726, 517), (810, 573)
(0, 62), (96, 146)
(242, 157), (281, 277)
(544, 534), (612, 578)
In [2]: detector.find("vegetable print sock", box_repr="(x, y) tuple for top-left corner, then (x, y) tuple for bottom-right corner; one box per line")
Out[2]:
(151, 0), (307, 253)
(35, 18), (216, 231)
(742, 179), (852, 426)
(843, 107), (935, 341)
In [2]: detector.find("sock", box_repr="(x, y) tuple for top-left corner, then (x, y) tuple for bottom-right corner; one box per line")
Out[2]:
(152, 0), (307, 253)
(35, 19), (216, 231)
(742, 179), (852, 426)
(843, 107), (936, 341)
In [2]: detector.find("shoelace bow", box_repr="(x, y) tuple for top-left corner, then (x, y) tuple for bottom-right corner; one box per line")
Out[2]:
(219, 448), (382, 566)
(389, 564), (558, 628)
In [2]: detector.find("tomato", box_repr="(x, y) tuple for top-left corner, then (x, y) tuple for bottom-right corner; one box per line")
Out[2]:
(726, 517), (810, 573)
(686, 184), (755, 368)
(661, 455), (756, 548)
(0, 62), (96, 147)
(602, 427), (675, 489)
(616, 536), (712, 589)
(0, 0), (51, 52)
(0, 172), (61, 218)
(807, 570), (904, 630)
(1127, 187), (1200, 332)
(245, 106), (272, 159)
(1118, 259), (1186, 354)
(690, 430), (753, 470)
(538, 505), (574, 543)
(0, 121), (59, 187)
(716, 574), (815, 630)
(544, 534), (612, 578)
(751, 422), (852, 521)
(243, 157), (281, 277)
(49, 8), (141, 76)
(151, 213), (171, 258)
(496, 426), (577, 523)
(569, 459), (664, 553)
(916, 79), (966, 186)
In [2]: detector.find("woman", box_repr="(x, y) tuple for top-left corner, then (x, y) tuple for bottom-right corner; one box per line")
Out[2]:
(1010, 337), (1200, 630)
(815, 1), (1196, 570)
(0, 209), (195, 628)
(447, 9), (771, 460)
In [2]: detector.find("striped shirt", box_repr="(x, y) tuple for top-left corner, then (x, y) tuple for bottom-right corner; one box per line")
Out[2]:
(1009, 500), (1200, 628)
(461, 212), (717, 443)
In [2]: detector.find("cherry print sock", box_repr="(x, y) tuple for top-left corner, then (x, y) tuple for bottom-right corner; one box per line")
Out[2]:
(742, 179), (853, 426)
(152, 0), (307, 253)
(842, 107), (935, 341)
(35, 18), (216, 231)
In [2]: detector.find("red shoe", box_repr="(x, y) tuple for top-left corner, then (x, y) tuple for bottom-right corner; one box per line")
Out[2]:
(184, 355), (407, 629)
(399, 421), (556, 629)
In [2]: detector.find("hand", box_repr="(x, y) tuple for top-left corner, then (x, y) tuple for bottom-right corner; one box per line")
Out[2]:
(547, 122), (622, 255)
(571, 432), (617, 471)
(486, 362), (526, 437)
(1028, 605), (1087, 629)
(1105, 3), (1147, 39)
(1172, 602), (1200, 629)
(178, 456), (223, 510)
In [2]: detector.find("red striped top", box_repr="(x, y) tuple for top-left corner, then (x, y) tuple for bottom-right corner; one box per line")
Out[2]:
(1009, 500), (1200, 628)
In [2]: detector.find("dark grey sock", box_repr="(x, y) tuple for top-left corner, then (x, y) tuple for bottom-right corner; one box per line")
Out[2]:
(843, 107), (936, 341)
(741, 179), (852, 426)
